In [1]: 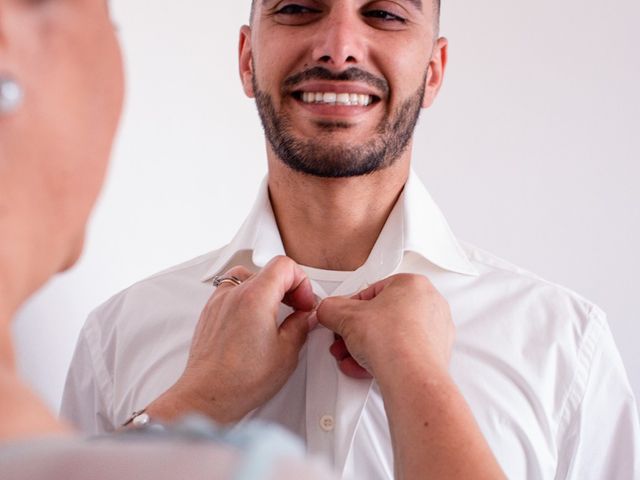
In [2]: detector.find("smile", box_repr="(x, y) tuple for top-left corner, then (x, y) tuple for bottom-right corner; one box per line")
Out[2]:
(293, 91), (378, 107)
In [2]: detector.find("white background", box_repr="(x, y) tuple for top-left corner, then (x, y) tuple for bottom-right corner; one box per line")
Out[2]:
(13, 1), (639, 413)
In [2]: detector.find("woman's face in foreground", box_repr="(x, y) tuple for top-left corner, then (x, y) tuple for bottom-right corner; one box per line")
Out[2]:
(0, 0), (125, 270)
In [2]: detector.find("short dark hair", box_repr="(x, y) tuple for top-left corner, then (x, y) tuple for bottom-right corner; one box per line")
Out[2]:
(250, 0), (441, 24)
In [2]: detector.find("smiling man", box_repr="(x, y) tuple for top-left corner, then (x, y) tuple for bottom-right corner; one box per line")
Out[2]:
(62, 1), (639, 479)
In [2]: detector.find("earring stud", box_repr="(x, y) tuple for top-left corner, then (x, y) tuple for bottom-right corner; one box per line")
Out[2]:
(0, 76), (24, 115)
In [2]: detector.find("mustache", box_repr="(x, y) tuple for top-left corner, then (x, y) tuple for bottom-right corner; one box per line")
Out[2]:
(283, 66), (389, 98)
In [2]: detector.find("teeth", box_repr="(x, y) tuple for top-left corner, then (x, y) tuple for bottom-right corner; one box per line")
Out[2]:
(336, 93), (350, 105)
(300, 92), (373, 106)
(323, 92), (337, 103)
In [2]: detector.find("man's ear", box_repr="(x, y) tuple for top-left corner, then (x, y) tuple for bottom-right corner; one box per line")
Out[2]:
(238, 25), (255, 98)
(422, 37), (448, 109)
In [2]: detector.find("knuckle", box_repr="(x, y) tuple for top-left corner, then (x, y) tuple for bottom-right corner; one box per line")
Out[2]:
(397, 273), (431, 292)
(224, 265), (250, 279)
(339, 306), (362, 335)
(235, 284), (262, 309)
(392, 273), (413, 283)
(263, 255), (297, 281)
(317, 298), (352, 331)
(317, 296), (337, 316)
(271, 255), (294, 271)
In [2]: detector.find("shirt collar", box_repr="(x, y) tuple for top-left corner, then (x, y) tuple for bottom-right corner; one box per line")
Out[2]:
(201, 177), (284, 282)
(401, 170), (478, 276)
(201, 170), (477, 283)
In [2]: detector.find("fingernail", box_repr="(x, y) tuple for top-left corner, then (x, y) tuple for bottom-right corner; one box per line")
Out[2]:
(307, 311), (318, 331)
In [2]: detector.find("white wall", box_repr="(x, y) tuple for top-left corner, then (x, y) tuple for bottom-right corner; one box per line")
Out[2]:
(13, 0), (639, 413)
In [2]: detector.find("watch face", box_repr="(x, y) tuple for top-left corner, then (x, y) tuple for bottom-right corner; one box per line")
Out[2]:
(132, 412), (150, 428)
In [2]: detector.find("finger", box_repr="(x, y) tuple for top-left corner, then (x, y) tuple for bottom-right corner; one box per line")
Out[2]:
(279, 309), (312, 352)
(307, 310), (319, 331)
(213, 265), (253, 292)
(330, 337), (372, 379)
(338, 357), (373, 379)
(317, 278), (397, 334)
(282, 277), (316, 312)
(252, 256), (315, 312)
(350, 276), (397, 301)
(329, 337), (350, 361)
(316, 296), (355, 336)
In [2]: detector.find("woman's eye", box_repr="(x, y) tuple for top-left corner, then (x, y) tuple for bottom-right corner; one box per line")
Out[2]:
(363, 10), (407, 23)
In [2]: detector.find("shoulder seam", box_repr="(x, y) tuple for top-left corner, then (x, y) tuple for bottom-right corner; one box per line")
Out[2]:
(136, 249), (223, 284)
(98, 249), (224, 304)
(81, 313), (116, 425)
(555, 306), (607, 440)
(460, 240), (599, 312)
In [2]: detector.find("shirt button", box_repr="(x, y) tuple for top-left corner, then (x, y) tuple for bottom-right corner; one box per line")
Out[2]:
(320, 415), (335, 432)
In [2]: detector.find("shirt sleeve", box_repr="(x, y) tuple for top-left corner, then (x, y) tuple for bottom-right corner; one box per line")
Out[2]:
(555, 310), (640, 479)
(60, 312), (115, 434)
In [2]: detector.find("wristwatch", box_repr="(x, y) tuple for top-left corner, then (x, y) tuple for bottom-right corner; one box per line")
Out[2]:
(122, 408), (151, 428)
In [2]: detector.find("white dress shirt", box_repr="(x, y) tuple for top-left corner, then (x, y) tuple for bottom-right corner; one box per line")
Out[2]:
(62, 171), (640, 479)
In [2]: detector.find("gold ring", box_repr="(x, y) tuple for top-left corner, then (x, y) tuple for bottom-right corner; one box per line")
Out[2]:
(212, 275), (243, 288)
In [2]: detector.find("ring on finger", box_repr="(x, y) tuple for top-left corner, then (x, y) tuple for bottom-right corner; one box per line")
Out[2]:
(212, 275), (243, 288)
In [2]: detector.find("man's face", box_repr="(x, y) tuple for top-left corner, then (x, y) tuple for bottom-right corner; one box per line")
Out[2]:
(240, 0), (445, 177)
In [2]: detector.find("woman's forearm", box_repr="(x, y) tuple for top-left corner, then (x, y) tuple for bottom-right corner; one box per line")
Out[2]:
(378, 361), (505, 480)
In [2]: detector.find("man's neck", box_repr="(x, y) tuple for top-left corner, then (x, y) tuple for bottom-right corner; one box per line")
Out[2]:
(267, 154), (410, 272)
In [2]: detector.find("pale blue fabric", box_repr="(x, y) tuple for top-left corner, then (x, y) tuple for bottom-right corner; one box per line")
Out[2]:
(111, 414), (306, 480)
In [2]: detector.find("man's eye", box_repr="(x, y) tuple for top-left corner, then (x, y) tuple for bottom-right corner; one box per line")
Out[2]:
(363, 10), (407, 23)
(275, 4), (320, 15)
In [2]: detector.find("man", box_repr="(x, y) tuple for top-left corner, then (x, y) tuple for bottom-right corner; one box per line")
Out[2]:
(62, 1), (639, 479)
(2, 0), (497, 477)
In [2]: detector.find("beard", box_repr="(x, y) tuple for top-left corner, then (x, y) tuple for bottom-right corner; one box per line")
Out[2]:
(253, 68), (427, 178)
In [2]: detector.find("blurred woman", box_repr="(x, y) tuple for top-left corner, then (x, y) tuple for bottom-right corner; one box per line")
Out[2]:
(0, 0), (124, 441)
(0, 2), (331, 478)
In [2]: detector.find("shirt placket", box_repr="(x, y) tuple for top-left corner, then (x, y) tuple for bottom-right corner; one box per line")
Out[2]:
(304, 273), (377, 475)
(304, 199), (405, 476)
(304, 281), (337, 464)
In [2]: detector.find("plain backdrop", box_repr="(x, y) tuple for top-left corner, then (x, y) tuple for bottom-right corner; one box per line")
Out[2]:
(12, 1), (639, 413)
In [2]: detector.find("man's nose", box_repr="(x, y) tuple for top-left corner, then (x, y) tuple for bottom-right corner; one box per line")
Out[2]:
(310, 12), (366, 70)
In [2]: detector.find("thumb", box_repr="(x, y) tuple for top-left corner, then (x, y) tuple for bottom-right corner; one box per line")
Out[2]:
(279, 309), (311, 352)
(316, 296), (355, 337)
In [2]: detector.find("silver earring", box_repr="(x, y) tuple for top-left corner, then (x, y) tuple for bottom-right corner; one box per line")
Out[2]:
(0, 76), (24, 115)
